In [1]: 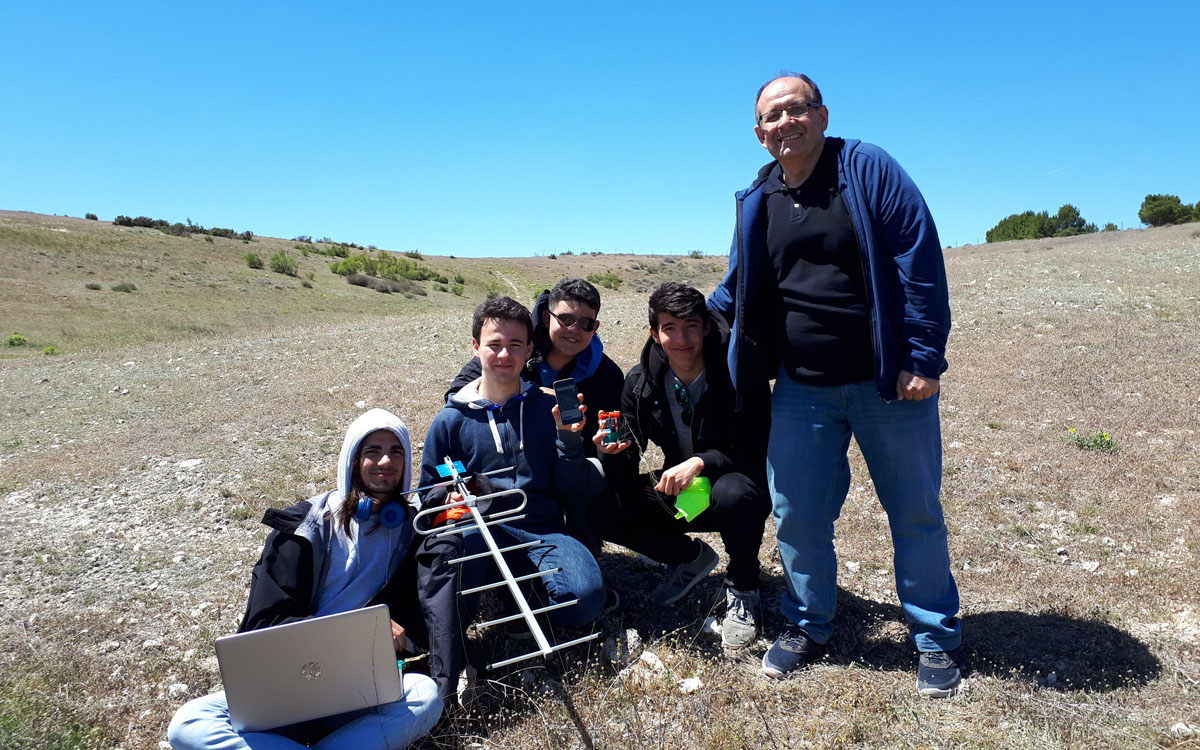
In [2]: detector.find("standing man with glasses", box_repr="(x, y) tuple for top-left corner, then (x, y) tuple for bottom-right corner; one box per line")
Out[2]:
(708, 72), (962, 696)
(591, 283), (771, 649)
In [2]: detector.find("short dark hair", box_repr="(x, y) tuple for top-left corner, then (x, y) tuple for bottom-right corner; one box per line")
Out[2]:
(548, 277), (601, 313)
(648, 283), (710, 330)
(754, 71), (823, 122)
(472, 296), (533, 342)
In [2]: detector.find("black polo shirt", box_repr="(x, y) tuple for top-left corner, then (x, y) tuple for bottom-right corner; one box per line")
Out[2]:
(764, 137), (874, 385)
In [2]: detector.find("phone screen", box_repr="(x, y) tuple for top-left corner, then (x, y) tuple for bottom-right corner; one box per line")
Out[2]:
(553, 378), (584, 425)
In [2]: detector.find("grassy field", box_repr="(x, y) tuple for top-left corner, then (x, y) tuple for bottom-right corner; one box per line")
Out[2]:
(1, 210), (1197, 749)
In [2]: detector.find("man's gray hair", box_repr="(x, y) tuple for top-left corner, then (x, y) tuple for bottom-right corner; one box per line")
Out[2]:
(754, 71), (823, 121)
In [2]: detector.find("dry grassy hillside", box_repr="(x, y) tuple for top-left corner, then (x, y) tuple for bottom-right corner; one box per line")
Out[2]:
(1, 211), (1197, 749)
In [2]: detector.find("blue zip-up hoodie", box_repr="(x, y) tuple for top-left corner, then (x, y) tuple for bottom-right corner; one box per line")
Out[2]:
(709, 138), (951, 403)
(419, 378), (586, 534)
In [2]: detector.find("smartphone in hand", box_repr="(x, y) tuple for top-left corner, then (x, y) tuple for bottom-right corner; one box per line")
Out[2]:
(553, 378), (584, 425)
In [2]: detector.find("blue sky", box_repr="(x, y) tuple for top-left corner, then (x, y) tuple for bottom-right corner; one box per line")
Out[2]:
(3, 1), (1197, 256)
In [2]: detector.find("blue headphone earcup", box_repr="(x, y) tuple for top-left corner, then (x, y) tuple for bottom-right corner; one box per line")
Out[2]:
(355, 495), (373, 522)
(379, 502), (405, 529)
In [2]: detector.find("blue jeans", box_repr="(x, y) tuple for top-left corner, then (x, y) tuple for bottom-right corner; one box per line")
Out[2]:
(767, 375), (960, 652)
(462, 524), (604, 628)
(166, 673), (441, 749)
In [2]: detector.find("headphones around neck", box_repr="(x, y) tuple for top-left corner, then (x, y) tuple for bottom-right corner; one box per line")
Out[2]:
(355, 495), (406, 528)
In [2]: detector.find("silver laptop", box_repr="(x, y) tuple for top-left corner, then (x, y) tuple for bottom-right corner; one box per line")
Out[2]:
(215, 604), (404, 732)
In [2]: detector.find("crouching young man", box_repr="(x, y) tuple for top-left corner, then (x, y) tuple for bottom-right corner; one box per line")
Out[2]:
(591, 283), (771, 648)
(419, 297), (606, 686)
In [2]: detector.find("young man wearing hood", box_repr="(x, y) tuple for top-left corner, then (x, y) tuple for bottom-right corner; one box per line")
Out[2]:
(591, 283), (771, 649)
(420, 297), (605, 676)
(446, 277), (624, 455)
(168, 409), (442, 750)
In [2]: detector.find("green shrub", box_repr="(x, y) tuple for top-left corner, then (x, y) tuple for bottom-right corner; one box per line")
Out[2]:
(244, 253), (264, 269)
(451, 283), (465, 296)
(43, 345), (55, 355)
(435, 283), (450, 293)
(111, 282), (136, 293)
(85, 213), (98, 220)
(548, 253), (557, 260)
(454, 274), (465, 284)
(483, 281), (504, 300)
(301, 279), (313, 289)
(204, 235), (214, 243)
(85, 282), (102, 290)
(1103, 223), (1119, 232)
(688, 250), (704, 259)
(7, 333), (28, 346)
(269, 250), (298, 276)
(404, 250), (423, 260)
(587, 271), (623, 290)
(1067, 428), (1118, 453)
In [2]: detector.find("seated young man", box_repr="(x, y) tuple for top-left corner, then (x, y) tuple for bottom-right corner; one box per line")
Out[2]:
(168, 409), (441, 749)
(591, 283), (771, 649)
(420, 297), (606, 684)
(446, 277), (624, 455)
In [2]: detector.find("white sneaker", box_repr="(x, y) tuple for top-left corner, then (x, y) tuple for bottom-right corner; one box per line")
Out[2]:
(456, 664), (479, 709)
(721, 587), (761, 650)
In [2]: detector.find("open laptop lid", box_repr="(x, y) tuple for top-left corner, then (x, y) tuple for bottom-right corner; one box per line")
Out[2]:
(215, 604), (403, 733)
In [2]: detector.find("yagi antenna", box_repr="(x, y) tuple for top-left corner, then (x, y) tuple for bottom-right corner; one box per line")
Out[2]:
(412, 457), (599, 669)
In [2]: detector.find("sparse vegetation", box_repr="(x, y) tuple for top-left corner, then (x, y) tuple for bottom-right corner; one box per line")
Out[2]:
(85, 282), (102, 290)
(483, 280), (504, 300)
(986, 204), (1099, 242)
(268, 250), (298, 276)
(110, 282), (136, 293)
(113, 214), (255, 241)
(587, 271), (623, 290)
(1067, 427), (1118, 453)
(0, 210), (1196, 750)
(243, 253), (263, 269)
(451, 283), (465, 296)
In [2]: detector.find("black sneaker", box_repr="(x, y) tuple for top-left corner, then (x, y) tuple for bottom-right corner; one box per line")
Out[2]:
(916, 650), (961, 698)
(761, 624), (816, 678)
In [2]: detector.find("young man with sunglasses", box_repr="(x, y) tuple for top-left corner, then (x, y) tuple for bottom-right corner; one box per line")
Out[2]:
(590, 283), (771, 649)
(708, 72), (961, 697)
(447, 277), (624, 456)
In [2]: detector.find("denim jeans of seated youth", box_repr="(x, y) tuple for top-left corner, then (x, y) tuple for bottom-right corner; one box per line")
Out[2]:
(166, 673), (441, 750)
(460, 524), (605, 629)
(767, 374), (961, 652)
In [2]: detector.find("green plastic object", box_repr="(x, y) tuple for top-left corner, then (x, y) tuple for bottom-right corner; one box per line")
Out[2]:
(673, 476), (711, 522)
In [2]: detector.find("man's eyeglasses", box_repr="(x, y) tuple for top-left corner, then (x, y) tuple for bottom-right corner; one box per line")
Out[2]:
(673, 381), (693, 427)
(548, 310), (599, 333)
(757, 102), (821, 125)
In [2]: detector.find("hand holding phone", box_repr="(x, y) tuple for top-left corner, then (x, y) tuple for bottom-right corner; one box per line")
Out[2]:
(553, 378), (584, 425)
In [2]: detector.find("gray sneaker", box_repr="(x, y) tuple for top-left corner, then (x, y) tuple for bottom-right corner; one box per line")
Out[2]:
(648, 540), (720, 605)
(721, 587), (761, 649)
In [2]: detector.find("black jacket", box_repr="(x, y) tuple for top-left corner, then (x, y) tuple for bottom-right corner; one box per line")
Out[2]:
(603, 310), (770, 488)
(445, 290), (625, 455)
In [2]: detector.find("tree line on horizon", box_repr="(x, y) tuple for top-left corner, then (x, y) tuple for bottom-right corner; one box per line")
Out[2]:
(985, 194), (1199, 243)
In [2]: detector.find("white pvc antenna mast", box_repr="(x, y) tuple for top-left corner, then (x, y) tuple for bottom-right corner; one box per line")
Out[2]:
(412, 457), (599, 670)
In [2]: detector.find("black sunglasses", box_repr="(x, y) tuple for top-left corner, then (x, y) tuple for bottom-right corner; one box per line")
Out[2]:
(548, 310), (599, 333)
(673, 381), (693, 427)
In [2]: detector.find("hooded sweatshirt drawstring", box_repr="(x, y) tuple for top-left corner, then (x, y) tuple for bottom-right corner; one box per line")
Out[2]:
(485, 408), (503, 453)
(454, 380), (528, 454)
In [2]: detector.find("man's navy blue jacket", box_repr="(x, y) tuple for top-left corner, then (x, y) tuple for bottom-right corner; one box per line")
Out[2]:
(709, 138), (951, 403)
